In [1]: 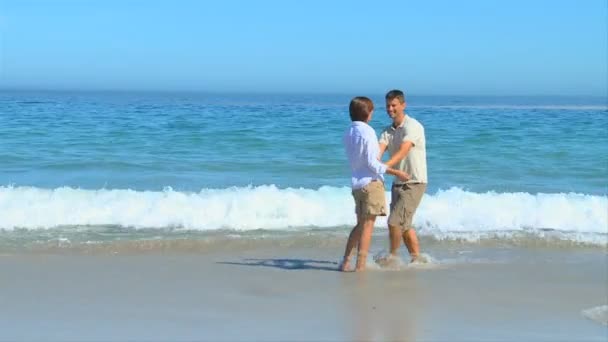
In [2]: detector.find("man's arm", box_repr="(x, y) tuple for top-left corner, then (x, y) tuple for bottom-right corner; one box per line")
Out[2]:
(378, 143), (387, 161)
(362, 137), (410, 182)
(362, 137), (387, 175)
(384, 141), (413, 168)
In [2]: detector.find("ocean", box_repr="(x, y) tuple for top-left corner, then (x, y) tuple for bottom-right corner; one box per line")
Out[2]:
(2, 90), (608, 340)
(1, 90), (607, 250)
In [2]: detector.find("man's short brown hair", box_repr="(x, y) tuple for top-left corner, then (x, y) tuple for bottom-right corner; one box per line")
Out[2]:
(349, 96), (374, 122)
(385, 89), (406, 103)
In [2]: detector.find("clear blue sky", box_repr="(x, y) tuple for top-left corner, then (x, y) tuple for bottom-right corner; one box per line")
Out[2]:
(1, 0), (606, 95)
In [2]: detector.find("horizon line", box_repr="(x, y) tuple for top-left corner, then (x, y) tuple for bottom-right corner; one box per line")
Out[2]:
(1, 87), (607, 99)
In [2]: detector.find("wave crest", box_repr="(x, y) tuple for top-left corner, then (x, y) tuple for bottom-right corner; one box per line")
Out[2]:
(1, 185), (606, 244)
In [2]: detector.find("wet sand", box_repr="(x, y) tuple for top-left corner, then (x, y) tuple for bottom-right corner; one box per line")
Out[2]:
(0, 242), (606, 341)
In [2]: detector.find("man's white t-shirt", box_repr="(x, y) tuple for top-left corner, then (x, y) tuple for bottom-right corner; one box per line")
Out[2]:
(379, 115), (427, 184)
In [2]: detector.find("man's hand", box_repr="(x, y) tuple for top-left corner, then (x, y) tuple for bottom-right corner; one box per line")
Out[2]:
(394, 170), (410, 182)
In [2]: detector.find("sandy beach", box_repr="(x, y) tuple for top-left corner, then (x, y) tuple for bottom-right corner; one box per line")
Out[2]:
(1, 237), (606, 341)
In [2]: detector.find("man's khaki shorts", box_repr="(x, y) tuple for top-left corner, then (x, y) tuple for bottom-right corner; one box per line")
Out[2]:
(388, 183), (427, 230)
(352, 181), (387, 217)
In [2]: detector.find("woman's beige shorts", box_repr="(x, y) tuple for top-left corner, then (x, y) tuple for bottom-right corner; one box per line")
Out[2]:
(351, 181), (387, 217)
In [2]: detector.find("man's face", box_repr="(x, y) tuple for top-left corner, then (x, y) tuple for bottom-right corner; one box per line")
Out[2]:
(386, 98), (406, 120)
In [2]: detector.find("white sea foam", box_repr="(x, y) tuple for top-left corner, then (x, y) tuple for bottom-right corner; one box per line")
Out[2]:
(1, 185), (606, 245)
(582, 305), (608, 326)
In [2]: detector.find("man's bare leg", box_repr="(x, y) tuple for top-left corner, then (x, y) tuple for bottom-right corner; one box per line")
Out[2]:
(402, 228), (420, 262)
(388, 224), (402, 257)
(355, 216), (376, 271)
(340, 223), (362, 272)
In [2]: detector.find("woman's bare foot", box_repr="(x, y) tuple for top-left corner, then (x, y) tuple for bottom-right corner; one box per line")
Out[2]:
(339, 258), (351, 272)
(354, 252), (368, 271)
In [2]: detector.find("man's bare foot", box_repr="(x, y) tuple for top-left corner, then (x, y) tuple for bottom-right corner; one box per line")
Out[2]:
(410, 254), (428, 263)
(375, 254), (402, 269)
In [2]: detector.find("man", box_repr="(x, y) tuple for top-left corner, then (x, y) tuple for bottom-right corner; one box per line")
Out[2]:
(341, 96), (409, 272)
(378, 90), (428, 263)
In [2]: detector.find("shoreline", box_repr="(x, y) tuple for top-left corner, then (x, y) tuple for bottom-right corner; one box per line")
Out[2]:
(1, 227), (606, 256)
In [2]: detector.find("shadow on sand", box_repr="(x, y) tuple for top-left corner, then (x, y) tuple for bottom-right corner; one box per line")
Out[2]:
(217, 258), (340, 272)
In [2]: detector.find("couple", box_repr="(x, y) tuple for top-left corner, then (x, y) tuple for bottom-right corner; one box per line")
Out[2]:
(341, 90), (427, 272)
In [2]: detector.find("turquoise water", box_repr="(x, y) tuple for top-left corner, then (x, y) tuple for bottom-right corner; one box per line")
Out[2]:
(2, 91), (607, 194)
(1, 91), (607, 246)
